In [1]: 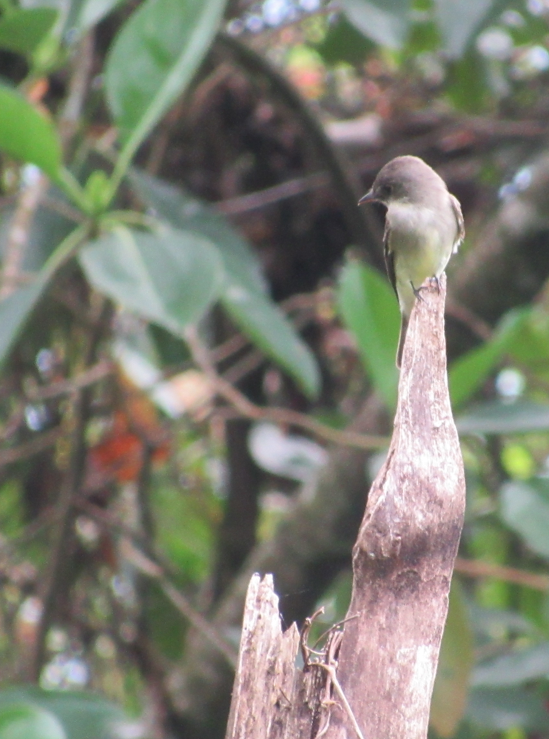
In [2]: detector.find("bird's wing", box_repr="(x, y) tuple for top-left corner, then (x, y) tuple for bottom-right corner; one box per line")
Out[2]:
(383, 221), (398, 298)
(450, 193), (465, 253)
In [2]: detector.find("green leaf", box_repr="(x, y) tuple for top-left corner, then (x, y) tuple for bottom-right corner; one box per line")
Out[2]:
(431, 581), (474, 737)
(500, 479), (549, 560)
(222, 289), (320, 398)
(0, 84), (62, 180)
(433, 0), (498, 58)
(152, 477), (214, 584)
(129, 171), (321, 398)
(456, 400), (549, 436)
(105, 0), (225, 148)
(471, 605), (539, 639)
(0, 688), (127, 739)
(449, 341), (500, 410)
(66, 0), (126, 36)
(473, 641), (549, 687)
(0, 704), (65, 739)
(342, 0), (412, 50)
(467, 686), (549, 732)
(79, 225), (225, 333)
(315, 15), (374, 66)
(446, 50), (489, 112)
(449, 307), (531, 409)
(337, 258), (399, 409)
(0, 275), (50, 369)
(0, 9), (58, 55)
(0, 223), (89, 368)
(506, 307), (549, 372)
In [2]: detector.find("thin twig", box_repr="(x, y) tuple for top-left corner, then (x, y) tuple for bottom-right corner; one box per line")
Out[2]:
(209, 292), (315, 366)
(301, 613), (364, 739)
(58, 33), (95, 149)
(185, 328), (388, 451)
(0, 427), (65, 467)
(121, 539), (238, 668)
(77, 500), (238, 667)
(29, 300), (111, 681)
(41, 194), (86, 224)
(455, 557), (549, 591)
(0, 361), (113, 464)
(0, 171), (49, 298)
(26, 359), (113, 401)
(316, 661), (365, 739)
(445, 299), (493, 342)
(221, 347), (265, 386)
(214, 172), (329, 215)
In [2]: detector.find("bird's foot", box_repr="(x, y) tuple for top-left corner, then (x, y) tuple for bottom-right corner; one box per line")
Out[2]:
(429, 275), (441, 293)
(410, 281), (426, 302)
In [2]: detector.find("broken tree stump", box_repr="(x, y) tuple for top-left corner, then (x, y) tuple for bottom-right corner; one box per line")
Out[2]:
(225, 274), (466, 739)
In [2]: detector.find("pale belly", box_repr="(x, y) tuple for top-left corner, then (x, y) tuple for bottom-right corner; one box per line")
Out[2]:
(388, 205), (456, 316)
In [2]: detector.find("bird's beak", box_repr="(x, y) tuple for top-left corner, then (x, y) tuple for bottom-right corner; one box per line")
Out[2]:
(358, 189), (376, 205)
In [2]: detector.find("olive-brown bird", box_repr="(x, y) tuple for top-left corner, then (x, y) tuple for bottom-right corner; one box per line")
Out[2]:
(359, 155), (464, 368)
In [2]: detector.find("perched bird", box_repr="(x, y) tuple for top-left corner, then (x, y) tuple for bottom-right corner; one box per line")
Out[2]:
(358, 155), (464, 368)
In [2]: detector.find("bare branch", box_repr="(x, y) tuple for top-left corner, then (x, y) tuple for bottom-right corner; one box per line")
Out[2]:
(185, 327), (388, 451)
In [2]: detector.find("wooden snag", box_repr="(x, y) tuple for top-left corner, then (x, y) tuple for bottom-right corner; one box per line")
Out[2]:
(226, 273), (466, 739)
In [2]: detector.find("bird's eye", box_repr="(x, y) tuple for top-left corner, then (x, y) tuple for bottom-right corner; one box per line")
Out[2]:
(380, 184), (392, 198)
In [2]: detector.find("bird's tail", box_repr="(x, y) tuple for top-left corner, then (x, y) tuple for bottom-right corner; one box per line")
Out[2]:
(396, 314), (409, 369)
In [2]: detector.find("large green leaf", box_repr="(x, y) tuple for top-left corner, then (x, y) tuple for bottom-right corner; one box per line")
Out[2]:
(222, 289), (320, 398)
(473, 641), (549, 687)
(433, 0), (498, 58)
(130, 171), (320, 398)
(337, 258), (399, 409)
(0, 9), (58, 55)
(470, 605), (539, 640)
(0, 704), (65, 739)
(500, 479), (549, 560)
(457, 400), (549, 436)
(0, 688), (127, 739)
(431, 582), (473, 737)
(0, 84), (62, 180)
(506, 307), (549, 373)
(316, 15), (374, 66)
(105, 0), (225, 148)
(342, 0), (412, 50)
(0, 223), (89, 368)
(66, 0), (126, 36)
(467, 686), (549, 732)
(0, 275), (50, 369)
(79, 225), (225, 333)
(446, 50), (489, 113)
(449, 307), (531, 409)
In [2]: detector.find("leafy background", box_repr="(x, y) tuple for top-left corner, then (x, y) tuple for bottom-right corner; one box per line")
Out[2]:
(0, 0), (549, 737)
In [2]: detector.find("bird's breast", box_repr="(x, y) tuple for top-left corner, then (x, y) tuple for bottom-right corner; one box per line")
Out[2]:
(387, 202), (456, 316)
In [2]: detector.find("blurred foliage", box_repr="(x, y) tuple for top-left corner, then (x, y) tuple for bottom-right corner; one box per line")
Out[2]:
(0, 0), (549, 737)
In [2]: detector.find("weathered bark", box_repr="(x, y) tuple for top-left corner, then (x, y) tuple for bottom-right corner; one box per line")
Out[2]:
(225, 575), (302, 739)
(324, 273), (465, 739)
(225, 573), (339, 739)
(225, 275), (466, 739)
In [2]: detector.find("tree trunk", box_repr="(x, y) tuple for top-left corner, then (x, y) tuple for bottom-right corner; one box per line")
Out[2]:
(225, 274), (466, 739)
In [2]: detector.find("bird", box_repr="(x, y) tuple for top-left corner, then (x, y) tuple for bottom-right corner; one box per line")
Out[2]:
(358, 155), (464, 368)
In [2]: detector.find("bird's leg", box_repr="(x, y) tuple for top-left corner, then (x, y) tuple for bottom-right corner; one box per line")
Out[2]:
(410, 281), (426, 303)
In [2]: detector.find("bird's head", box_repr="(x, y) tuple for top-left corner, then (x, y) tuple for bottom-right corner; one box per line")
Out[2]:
(358, 155), (444, 208)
